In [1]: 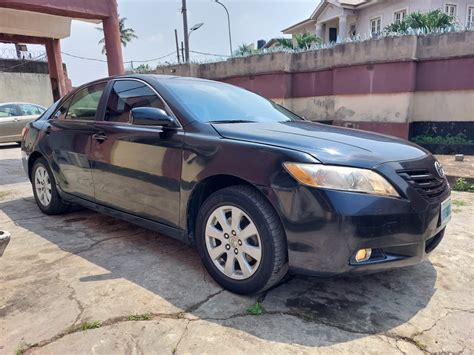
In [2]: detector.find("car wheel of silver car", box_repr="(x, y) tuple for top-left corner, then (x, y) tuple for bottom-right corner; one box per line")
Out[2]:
(32, 158), (69, 215)
(196, 185), (288, 295)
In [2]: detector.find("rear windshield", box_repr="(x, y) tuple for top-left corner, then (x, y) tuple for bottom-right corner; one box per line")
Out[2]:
(164, 79), (303, 124)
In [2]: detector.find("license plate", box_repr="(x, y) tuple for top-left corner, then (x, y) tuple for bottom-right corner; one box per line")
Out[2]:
(440, 197), (452, 227)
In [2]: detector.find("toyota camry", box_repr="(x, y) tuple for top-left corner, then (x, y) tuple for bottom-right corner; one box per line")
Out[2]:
(21, 75), (451, 294)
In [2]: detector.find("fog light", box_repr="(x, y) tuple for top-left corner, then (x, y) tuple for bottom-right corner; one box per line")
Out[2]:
(355, 248), (372, 263)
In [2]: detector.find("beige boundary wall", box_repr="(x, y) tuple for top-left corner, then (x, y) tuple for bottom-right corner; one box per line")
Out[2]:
(154, 31), (474, 139)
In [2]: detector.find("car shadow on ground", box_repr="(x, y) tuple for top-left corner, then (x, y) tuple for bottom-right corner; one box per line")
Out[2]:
(0, 195), (437, 347)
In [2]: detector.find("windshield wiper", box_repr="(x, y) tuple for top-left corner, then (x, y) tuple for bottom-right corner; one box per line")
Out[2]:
(208, 120), (256, 124)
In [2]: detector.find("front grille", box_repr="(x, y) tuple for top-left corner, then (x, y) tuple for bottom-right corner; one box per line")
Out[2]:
(398, 169), (448, 200)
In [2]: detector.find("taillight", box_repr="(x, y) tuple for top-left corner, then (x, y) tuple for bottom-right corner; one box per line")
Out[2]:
(21, 126), (29, 139)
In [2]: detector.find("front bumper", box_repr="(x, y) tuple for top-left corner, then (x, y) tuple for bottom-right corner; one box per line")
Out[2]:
(267, 156), (450, 276)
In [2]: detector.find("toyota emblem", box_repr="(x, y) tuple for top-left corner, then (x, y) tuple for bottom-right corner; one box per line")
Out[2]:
(434, 161), (445, 178)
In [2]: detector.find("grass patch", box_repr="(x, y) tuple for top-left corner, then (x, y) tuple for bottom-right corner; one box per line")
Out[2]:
(246, 302), (265, 316)
(15, 348), (25, 355)
(0, 191), (10, 199)
(452, 178), (474, 192)
(80, 320), (102, 331)
(128, 313), (153, 321)
(411, 133), (473, 145)
(175, 311), (186, 319)
(452, 199), (465, 207)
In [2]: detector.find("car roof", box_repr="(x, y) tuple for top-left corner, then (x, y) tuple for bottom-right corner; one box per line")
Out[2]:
(80, 74), (216, 87)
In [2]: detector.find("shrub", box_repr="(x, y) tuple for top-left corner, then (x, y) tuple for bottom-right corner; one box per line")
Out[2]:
(385, 10), (456, 34)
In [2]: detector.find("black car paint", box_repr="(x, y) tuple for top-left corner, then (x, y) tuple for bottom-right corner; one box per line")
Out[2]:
(22, 74), (449, 276)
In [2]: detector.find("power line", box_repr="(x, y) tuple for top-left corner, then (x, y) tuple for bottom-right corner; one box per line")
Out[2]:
(61, 51), (107, 63)
(190, 50), (230, 57)
(61, 51), (177, 64)
(0, 49), (230, 73)
(130, 52), (176, 63)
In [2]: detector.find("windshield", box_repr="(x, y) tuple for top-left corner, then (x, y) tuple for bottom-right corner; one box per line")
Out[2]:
(164, 79), (303, 123)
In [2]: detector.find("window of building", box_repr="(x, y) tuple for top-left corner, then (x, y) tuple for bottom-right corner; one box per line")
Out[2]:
(105, 80), (166, 123)
(66, 83), (106, 121)
(445, 3), (457, 17)
(370, 17), (382, 36)
(468, 6), (474, 28)
(349, 24), (356, 37)
(394, 9), (407, 23)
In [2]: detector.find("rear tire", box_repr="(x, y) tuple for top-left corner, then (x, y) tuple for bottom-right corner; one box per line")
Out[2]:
(196, 185), (288, 295)
(32, 158), (69, 215)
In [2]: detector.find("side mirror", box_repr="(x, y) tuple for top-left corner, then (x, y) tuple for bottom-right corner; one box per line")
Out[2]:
(130, 107), (174, 127)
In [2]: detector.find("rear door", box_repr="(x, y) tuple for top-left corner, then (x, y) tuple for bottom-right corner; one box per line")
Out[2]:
(0, 103), (21, 142)
(43, 82), (107, 201)
(89, 79), (183, 228)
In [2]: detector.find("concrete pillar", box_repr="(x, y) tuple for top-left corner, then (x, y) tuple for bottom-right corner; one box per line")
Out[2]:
(102, 0), (124, 76)
(45, 39), (66, 101)
(338, 15), (347, 42)
(315, 23), (324, 40)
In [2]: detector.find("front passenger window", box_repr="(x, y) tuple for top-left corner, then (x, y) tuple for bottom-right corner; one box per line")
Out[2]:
(66, 83), (106, 121)
(105, 80), (166, 123)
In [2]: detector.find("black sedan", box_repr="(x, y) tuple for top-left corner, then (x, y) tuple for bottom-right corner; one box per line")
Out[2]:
(21, 75), (452, 294)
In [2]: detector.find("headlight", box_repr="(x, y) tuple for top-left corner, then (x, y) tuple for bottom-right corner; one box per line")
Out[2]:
(283, 163), (400, 198)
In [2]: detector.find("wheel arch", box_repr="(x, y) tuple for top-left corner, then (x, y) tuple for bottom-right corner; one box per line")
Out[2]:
(186, 174), (285, 244)
(27, 151), (45, 181)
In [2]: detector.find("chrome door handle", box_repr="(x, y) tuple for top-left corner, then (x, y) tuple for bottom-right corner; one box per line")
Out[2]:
(92, 133), (108, 143)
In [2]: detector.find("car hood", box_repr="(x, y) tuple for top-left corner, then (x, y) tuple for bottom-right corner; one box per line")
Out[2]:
(211, 121), (427, 168)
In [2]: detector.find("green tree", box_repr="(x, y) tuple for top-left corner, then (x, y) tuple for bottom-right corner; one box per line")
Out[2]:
(97, 16), (138, 54)
(234, 43), (257, 56)
(275, 37), (293, 49)
(385, 9), (455, 34)
(294, 32), (322, 49)
(276, 33), (322, 50)
(135, 64), (152, 73)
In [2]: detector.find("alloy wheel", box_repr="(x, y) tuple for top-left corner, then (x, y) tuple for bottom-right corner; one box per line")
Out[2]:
(205, 205), (262, 280)
(34, 166), (52, 207)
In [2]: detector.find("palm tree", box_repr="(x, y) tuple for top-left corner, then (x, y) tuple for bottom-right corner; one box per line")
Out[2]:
(385, 9), (455, 34)
(294, 32), (322, 49)
(234, 43), (256, 56)
(276, 33), (322, 50)
(97, 16), (138, 55)
(276, 38), (293, 49)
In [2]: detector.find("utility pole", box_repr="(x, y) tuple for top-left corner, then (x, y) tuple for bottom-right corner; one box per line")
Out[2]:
(181, 0), (190, 62)
(174, 29), (181, 63)
(181, 41), (185, 62)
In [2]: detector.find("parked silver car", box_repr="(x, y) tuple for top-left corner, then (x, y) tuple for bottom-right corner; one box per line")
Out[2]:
(0, 102), (46, 144)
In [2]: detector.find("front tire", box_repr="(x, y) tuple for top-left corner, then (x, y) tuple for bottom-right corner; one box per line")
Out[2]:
(196, 185), (288, 294)
(32, 158), (69, 215)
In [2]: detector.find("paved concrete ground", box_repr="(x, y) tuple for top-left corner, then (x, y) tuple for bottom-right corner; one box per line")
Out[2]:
(1, 144), (473, 354)
(436, 155), (474, 183)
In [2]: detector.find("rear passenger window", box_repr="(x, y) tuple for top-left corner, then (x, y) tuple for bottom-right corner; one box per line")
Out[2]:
(105, 80), (166, 123)
(66, 83), (106, 121)
(19, 104), (43, 116)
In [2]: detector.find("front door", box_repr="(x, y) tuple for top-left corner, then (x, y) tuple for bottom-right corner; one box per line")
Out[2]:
(44, 82), (106, 201)
(329, 27), (338, 42)
(89, 79), (183, 228)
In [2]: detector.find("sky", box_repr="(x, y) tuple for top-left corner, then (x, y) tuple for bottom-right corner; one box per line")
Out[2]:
(1, 0), (317, 86)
